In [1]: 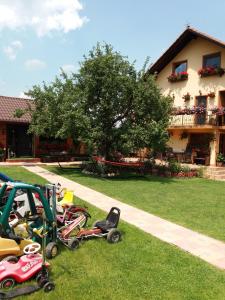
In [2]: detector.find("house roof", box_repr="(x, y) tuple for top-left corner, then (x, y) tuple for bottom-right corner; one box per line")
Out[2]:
(0, 95), (33, 123)
(148, 27), (225, 74)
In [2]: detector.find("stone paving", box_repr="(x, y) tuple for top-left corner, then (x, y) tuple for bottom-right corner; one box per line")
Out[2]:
(24, 165), (225, 269)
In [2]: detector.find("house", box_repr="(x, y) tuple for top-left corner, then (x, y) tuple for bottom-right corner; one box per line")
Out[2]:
(149, 27), (225, 166)
(0, 95), (86, 161)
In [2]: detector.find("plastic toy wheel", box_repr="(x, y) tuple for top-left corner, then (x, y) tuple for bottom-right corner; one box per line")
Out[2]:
(107, 228), (121, 243)
(46, 242), (58, 259)
(68, 238), (79, 250)
(43, 281), (55, 292)
(1, 277), (16, 289)
(2, 256), (18, 263)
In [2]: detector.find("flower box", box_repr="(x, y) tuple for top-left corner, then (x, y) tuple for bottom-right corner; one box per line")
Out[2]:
(172, 105), (206, 115)
(168, 72), (188, 83)
(198, 66), (225, 77)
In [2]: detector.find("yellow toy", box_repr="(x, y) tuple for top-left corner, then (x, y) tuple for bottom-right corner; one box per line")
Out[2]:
(0, 237), (34, 261)
(59, 188), (74, 205)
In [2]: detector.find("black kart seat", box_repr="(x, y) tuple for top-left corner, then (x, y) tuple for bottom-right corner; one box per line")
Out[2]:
(95, 207), (120, 232)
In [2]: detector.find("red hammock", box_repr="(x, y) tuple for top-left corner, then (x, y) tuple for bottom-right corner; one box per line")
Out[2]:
(92, 156), (145, 167)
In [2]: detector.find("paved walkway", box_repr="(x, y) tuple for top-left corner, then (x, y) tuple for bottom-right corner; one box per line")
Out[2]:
(24, 165), (225, 269)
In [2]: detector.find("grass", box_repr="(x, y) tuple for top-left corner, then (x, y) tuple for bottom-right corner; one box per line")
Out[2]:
(43, 166), (225, 243)
(0, 166), (47, 185)
(3, 166), (225, 299)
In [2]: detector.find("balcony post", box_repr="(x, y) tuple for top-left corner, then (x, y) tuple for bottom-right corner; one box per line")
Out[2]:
(210, 131), (219, 166)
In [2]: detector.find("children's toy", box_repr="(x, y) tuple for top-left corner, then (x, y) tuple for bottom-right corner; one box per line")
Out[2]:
(59, 207), (122, 250)
(0, 173), (14, 183)
(0, 218), (55, 297)
(57, 214), (87, 249)
(56, 204), (91, 228)
(0, 235), (34, 262)
(0, 182), (58, 259)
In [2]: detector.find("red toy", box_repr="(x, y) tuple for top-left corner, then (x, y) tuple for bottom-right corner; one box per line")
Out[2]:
(0, 243), (54, 292)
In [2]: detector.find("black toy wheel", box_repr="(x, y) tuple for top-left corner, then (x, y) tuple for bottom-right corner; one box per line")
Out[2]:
(36, 270), (49, 287)
(2, 256), (18, 263)
(46, 242), (58, 259)
(43, 281), (55, 292)
(1, 277), (16, 289)
(37, 277), (49, 288)
(68, 238), (80, 250)
(107, 228), (121, 243)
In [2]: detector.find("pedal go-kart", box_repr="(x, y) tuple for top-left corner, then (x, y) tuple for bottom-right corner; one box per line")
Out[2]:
(0, 182), (58, 259)
(59, 207), (122, 250)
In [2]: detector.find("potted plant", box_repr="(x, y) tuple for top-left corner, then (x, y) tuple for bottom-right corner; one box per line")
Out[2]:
(182, 92), (191, 102)
(207, 91), (215, 98)
(216, 153), (225, 166)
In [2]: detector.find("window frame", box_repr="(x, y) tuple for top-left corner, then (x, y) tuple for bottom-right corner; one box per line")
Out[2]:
(202, 52), (221, 68)
(172, 60), (188, 74)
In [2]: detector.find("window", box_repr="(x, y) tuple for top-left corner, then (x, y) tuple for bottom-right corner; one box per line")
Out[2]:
(203, 53), (221, 68)
(173, 61), (187, 74)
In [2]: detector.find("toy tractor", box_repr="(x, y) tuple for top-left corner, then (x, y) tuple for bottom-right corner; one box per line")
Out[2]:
(0, 182), (58, 259)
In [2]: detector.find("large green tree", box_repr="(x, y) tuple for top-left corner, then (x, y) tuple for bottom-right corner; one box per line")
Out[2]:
(26, 43), (172, 159)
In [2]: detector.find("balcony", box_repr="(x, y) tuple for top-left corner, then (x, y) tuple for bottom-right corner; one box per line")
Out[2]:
(169, 113), (218, 127)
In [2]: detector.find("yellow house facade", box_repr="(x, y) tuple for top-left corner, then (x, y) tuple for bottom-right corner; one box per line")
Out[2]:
(149, 27), (225, 166)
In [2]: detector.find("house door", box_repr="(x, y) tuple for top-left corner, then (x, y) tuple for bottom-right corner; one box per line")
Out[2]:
(7, 124), (33, 157)
(196, 96), (207, 125)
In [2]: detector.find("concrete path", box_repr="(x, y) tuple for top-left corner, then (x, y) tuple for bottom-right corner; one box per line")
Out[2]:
(24, 165), (225, 269)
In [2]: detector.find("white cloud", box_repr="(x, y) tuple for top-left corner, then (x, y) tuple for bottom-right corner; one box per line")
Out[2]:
(3, 40), (23, 60)
(61, 64), (77, 74)
(0, 0), (87, 37)
(19, 91), (33, 99)
(25, 59), (46, 71)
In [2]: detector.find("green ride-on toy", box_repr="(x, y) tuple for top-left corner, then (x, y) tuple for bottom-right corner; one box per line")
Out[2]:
(0, 182), (58, 259)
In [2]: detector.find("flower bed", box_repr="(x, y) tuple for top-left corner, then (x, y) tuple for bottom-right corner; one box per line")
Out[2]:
(150, 161), (198, 178)
(198, 66), (225, 77)
(168, 72), (188, 82)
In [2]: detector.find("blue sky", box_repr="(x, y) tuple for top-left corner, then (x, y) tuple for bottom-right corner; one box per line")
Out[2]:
(1, 0), (225, 97)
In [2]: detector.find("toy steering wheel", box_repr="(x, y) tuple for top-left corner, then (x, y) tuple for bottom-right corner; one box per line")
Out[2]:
(23, 243), (41, 255)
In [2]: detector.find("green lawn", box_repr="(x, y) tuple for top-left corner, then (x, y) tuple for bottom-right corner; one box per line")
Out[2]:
(43, 166), (225, 243)
(1, 166), (225, 299)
